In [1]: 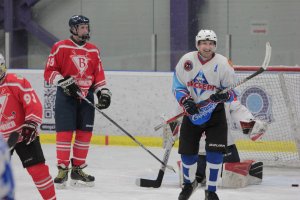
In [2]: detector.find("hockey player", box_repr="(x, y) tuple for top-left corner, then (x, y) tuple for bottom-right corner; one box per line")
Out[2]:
(0, 134), (14, 199)
(0, 53), (56, 199)
(44, 15), (111, 188)
(173, 29), (238, 200)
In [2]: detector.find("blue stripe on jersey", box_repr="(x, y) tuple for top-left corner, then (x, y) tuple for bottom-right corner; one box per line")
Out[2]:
(172, 72), (189, 102)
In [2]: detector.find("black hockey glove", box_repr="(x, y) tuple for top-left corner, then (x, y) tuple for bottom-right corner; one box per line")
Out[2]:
(21, 120), (38, 145)
(210, 91), (231, 103)
(58, 76), (81, 98)
(180, 96), (199, 116)
(96, 88), (112, 110)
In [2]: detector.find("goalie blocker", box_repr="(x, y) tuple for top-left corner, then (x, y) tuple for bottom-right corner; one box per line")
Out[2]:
(178, 144), (263, 188)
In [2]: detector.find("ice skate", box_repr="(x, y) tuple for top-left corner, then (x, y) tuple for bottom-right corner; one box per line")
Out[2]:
(204, 190), (219, 200)
(54, 164), (69, 189)
(70, 163), (95, 187)
(178, 180), (198, 200)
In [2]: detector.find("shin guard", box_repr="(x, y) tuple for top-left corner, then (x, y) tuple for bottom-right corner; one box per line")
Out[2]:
(72, 130), (92, 166)
(27, 163), (56, 200)
(56, 131), (73, 167)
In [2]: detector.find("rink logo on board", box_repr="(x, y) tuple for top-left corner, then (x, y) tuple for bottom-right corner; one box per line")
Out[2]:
(240, 86), (273, 123)
(183, 60), (193, 71)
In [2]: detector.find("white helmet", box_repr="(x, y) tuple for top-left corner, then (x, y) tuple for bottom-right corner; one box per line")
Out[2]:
(0, 53), (7, 81)
(195, 29), (217, 50)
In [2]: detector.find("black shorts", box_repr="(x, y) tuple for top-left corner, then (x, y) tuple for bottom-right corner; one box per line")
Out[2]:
(55, 88), (95, 132)
(11, 136), (46, 168)
(178, 103), (228, 155)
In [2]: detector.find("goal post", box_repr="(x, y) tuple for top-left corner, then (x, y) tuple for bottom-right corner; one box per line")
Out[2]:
(231, 66), (300, 167)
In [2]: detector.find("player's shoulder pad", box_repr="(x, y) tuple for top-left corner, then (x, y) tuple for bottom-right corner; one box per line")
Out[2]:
(214, 53), (234, 69)
(182, 51), (197, 60)
(54, 39), (70, 47)
(85, 42), (101, 54)
(175, 51), (197, 74)
(5, 73), (32, 89)
(177, 51), (197, 68)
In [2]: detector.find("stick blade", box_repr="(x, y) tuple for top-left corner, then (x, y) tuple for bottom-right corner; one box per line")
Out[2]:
(136, 170), (165, 188)
(136, 178), (162, 188)
(262, 42), (272, 70)
(7, 132), (19, 149)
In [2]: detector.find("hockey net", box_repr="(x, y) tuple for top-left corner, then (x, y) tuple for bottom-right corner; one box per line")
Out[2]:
(231, 66), (300, 167)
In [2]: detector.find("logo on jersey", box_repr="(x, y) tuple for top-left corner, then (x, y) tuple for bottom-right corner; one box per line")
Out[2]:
(214, 64), (218, 72)
(0, 95), (16, 131)
(187, 71), (216, 96)
(240, 86), (273, 122)
(183, 60), (193, 71)
(71, 52), (90, 76)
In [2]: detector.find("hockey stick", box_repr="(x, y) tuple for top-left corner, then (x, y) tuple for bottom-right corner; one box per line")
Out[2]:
(154, 112), (184, 131)
(136, 121), (180, 188)
(77, 92), (175, 172)
(7, 132), (20, 150)
(154, 42), (272, 131)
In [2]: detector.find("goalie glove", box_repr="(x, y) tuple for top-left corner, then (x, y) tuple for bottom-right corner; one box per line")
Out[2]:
(240, 120), (268, 141)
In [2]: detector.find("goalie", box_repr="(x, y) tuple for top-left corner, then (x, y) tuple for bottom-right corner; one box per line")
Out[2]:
(163, 100), (267, 188)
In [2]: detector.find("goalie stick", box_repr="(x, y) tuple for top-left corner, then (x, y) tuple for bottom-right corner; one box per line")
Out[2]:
(136, 121), (180, 188)
(154, 42), (272, 131)
(77, 92), (175, 172)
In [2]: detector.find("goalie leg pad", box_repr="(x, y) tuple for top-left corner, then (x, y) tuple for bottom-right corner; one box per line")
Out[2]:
(248, 161), (263, 185)
(220, 160), (263, 188)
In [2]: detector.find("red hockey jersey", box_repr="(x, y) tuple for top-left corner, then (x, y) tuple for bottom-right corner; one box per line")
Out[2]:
(0, 74), (42, 141)
(44, 39), (106, 96)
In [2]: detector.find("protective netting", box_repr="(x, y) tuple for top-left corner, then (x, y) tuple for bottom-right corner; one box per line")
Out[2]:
(231, 67), (300, 167)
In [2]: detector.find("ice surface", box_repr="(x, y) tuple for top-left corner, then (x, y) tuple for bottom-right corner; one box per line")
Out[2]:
(11, 144), (300, 200)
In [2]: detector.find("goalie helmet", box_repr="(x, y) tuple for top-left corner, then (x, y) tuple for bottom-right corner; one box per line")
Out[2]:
(195, 29), (217, 50)
(69, 15), (90, 41)
(0, 53), (6, 82)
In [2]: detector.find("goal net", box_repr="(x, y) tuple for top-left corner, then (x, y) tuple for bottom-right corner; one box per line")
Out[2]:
(231, 66), (300, 167)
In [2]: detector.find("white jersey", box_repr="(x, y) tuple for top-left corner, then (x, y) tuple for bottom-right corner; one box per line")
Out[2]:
(172, 51), (237, 125)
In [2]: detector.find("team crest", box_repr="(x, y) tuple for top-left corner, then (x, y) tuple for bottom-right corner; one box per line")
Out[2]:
(240, 86), (273, 123)
(71, 52), (90, 76)
(183, 60), (193, 71)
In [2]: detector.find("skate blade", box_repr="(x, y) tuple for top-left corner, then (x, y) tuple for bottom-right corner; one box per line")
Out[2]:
(55, 182), (67, 189)
(70, 179), (95, 187)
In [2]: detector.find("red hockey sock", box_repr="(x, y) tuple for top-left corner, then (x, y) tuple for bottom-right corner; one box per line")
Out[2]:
(72, 130), (92, 166)
(26, 163), (56, 200)
(56, 131), (73, 167)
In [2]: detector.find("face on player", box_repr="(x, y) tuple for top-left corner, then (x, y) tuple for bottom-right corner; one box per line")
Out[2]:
(72, 24), (90, 41)
(197, 40), (216, 59)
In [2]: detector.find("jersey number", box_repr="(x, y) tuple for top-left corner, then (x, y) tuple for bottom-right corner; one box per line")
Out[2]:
(24, 93), (37, 105)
